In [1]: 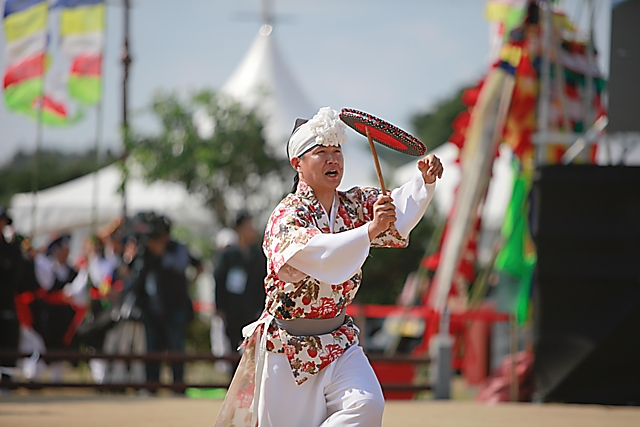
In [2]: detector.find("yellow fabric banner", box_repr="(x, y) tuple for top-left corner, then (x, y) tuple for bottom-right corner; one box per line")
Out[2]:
(4, 2), (48, 42)
(60, 4), (105, 36)
(485, 2), (511, 22)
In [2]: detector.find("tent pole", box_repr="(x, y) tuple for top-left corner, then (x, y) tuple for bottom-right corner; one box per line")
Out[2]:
(31, 99), (44, 238)
(92, 101), (104, 232)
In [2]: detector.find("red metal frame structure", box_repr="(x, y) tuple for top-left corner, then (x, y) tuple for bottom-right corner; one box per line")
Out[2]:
(345, 304), (509, 398)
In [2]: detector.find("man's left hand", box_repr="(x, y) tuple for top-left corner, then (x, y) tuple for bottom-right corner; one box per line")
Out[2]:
(418, 154), (444, 184)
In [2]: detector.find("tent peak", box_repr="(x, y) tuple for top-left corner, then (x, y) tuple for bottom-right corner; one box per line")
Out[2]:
(260, 24), (273, 36)
(220, 22), (314, 157)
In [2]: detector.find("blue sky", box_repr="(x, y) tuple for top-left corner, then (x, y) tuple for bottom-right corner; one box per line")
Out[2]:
(0, 0), (610, 165)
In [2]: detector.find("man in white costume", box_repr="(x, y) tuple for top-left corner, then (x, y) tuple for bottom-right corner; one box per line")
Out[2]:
(214, 107), (443, 427)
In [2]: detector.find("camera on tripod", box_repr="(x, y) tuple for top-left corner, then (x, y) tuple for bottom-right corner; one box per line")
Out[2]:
(110, 212), (171, 322)
(128, 212), (171, 250)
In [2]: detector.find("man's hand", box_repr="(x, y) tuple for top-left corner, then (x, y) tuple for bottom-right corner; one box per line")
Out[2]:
(368, 195), (397, 241)
(417, 154), (444, 184)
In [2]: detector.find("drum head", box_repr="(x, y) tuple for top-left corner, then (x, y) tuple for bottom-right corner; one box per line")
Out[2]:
(339, 108), (427, 157)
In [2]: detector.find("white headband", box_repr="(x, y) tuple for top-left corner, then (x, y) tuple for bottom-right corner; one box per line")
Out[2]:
(288, 107), (348, 159)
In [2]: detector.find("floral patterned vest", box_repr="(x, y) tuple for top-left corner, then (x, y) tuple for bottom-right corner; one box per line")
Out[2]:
(260, 180), (408, 385)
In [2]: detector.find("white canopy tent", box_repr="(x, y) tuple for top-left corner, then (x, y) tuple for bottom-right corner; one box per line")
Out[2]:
(9, 164), (215, 240)
(220, 24), (315, 156)
(7, 22), (383, 248)
(217, 24), (382, 191)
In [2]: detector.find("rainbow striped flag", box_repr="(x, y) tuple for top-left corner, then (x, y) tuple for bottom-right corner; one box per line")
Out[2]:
(3, 0), (49, 115)
(3, 0), (79, 125)
(58, 0), (104, 105)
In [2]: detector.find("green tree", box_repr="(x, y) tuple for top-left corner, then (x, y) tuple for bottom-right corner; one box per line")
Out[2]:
(131, 90), (286, 225)
(0, 149), (117, 207)
(410, 87), (469, 152)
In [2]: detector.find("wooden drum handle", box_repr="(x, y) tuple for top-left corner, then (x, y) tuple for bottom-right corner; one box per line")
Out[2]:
(366, 126), (387, 195)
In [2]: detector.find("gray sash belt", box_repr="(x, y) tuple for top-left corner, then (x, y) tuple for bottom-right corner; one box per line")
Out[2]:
(275, 311), (346, 336)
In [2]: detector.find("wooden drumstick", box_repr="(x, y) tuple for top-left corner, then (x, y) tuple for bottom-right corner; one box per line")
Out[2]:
(366, 126), (387, 195)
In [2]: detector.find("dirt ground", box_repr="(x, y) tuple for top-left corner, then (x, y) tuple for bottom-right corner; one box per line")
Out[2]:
(1, 394), (640, 427)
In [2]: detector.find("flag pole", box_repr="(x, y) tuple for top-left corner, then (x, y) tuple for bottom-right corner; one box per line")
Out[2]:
(30, 1), (51, 238)
(120, 0), (131, 220)
(92, 3), (108, 232)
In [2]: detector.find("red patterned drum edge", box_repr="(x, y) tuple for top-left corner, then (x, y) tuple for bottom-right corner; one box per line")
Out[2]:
(339, 108), (427, 157)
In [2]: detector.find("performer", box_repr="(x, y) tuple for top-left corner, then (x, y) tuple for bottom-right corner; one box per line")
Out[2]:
(214, 107), (443, 427)
(33, 236), (87, 350)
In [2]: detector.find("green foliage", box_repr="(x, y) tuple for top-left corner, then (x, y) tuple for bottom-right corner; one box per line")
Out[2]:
(358, 213), (437, 304)
(131, 90), (286, 225)
(0, 149), (118, 207)
(357, 87), (472, 304)
(411, 87), (469, 152)
(186, 316), (212, 352)
(172, 224), (216, 261)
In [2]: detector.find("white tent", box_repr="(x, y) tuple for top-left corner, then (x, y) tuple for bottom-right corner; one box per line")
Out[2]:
(7, 22), (380, 244)
(220, 20), (634, 235)
(220, 24), (315, 156)
(9, 164), (215, 238)
(218, 24), (381, 191)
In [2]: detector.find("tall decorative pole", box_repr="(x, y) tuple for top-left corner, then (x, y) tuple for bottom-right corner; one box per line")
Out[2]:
(536, 0), (552, 166)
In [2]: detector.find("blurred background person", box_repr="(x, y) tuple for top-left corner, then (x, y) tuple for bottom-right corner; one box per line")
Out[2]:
(32, 235), (88, 381)
(210, 227), (238, 375)
(0, 207), (22, 385)
(76, 234), (121, 384)
(213, 212), (266, 368)
(102, 219), (130, 287)
(128, 213), (201, 392)
(98, 220), (146, 385)
(13, 238), (47, 380)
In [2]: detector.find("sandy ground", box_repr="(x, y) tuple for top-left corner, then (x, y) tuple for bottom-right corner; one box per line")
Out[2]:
(1, 394), (640, 427)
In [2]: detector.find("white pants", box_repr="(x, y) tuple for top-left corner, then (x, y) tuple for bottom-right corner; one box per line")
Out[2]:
(258, 345), (385, 427)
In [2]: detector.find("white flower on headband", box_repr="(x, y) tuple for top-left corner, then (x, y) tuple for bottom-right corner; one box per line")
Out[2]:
(308, 107), (348, 146)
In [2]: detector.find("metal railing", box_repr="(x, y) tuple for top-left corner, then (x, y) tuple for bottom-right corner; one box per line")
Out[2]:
(0, 350), (431, 393)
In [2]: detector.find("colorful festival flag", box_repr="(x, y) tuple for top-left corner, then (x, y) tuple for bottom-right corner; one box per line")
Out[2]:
(58, 0), (105, 105)
(485, 0), (528, 38)
(457, 0), (607, 323)
(3, 0), (49, 115)
(3, 0), (80, 125)
(493, 159), (536, 324)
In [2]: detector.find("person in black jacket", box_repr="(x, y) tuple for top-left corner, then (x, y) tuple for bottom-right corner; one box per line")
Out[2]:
(132, 215), (201, 390)
(214, 213), (267, 357)
(0, 207), (21, 383)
